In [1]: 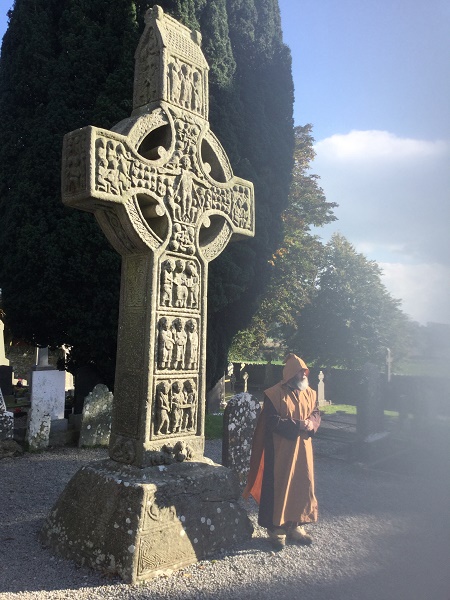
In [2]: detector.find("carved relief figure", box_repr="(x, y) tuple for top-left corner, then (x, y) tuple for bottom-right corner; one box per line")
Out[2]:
(158, 317), (173, 369)
(160, 259), (175, 307)
(185, 261), (199, 309)
(170, 381), (184, 433)
(155, 381), (171, 434)
(173, 260), (188, 308)
(170, 223), (195, 255)
(171, 318), (187, 369)
(185, 319), (199, 370)
(183, 379), (197, 431)
(96, 140), (109, 192)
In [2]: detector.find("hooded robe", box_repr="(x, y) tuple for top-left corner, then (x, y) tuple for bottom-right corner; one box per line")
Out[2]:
(243, 354), (320, 527)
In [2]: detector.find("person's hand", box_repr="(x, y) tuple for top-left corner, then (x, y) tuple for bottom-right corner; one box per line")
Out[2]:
(303, 419), (314, 432)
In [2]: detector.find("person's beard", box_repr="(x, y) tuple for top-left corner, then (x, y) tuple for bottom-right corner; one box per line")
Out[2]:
(298, 377), (309, 391)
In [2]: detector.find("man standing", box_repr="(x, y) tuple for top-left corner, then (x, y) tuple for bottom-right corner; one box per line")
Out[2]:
(243, 354), (321, 550)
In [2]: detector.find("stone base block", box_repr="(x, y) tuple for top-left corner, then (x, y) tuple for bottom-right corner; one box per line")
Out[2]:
(40, 458), (253, 583)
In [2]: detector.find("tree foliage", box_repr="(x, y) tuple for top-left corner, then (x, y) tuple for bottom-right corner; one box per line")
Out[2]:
(0, 0), (294, 388)
(230, 124), (337, 360)
(290, 233), (413, 370)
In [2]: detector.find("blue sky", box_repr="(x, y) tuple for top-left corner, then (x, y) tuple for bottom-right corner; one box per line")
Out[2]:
(279, 0), (450, 325)
(1, 0), (449, 325)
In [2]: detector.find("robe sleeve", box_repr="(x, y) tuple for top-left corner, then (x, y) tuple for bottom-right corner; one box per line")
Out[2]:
(307, 402), (321, 435)
(264, 396), (302, 440)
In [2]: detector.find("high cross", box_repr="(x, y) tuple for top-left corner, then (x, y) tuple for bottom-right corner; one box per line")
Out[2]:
(61, 5), (254, 467)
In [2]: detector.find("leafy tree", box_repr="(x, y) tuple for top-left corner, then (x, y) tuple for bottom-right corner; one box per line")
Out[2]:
(0, 0), (294, 389)
(230, 124), (337, 360)
(290, 233), (412, 370)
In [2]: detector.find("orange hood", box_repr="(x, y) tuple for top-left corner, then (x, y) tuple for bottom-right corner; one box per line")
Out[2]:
(282, 353), (309, 384)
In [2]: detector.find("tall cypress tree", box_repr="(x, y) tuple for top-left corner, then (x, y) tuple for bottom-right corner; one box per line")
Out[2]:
(0, 0), (294, 388)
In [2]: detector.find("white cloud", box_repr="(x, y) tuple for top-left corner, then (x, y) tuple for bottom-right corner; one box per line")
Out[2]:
(312, 130), (450, 324)
(315, 130), (448, 162)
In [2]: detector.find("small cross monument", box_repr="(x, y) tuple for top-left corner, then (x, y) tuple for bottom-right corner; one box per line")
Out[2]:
(41, 7), (254, 582)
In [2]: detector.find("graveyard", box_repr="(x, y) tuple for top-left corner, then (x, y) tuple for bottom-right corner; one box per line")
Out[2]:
(0, 4), (449, 599)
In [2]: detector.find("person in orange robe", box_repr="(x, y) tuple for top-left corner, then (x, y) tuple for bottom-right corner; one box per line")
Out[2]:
(243, 354), (321, 549)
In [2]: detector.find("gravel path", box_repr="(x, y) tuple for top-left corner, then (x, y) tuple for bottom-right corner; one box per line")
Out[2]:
(1, 437), (449, 600)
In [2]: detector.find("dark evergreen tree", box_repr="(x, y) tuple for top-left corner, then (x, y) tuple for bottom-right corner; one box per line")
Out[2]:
(0, 0), (294, 389)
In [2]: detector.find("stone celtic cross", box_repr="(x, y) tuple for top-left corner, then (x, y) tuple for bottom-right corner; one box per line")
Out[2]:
(61, 6), (254, 468)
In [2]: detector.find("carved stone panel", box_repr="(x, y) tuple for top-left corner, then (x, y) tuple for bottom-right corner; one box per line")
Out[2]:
(153, 377), (198, 437)
(156, 316), (200, 372)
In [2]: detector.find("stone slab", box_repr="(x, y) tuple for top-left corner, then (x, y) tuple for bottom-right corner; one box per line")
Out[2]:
(0, 410), (14, 440)
(30, 370), (66, 420)
(222, 392), (261, 486)
(40, 458), (253, 583)
(79, 384), (113, 448)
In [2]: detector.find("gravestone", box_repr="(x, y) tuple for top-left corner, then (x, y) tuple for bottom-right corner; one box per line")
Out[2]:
(78, 384), (113, 447)
(26, 410), (51, 450)
(222, 392), (261, 486)
(0, 386), (14, 441)
(29, 348), (67, 436)
(0, 319), (13, 396)
(318, 370), (326, 407)
(41, 7), (254, 583)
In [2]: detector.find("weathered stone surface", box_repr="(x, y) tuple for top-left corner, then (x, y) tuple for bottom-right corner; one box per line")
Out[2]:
(40, 459), (253, 583)
(30, 369), (66, 421)
(0, 386), (14, 441)
(0, 439), (24, 459)
(222, 392), (261, 486)
(79, 384), (113, 447)
(26, 409), (51, 451)
(43, 6), (254, 580)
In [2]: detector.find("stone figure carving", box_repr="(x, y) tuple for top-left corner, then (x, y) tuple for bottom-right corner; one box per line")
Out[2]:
(185, 260), (199, 308)
(160, 259), (175, 306)
(170, 380), (184, 433)
(171, 318), (187, 369)
(173, 260), (188, 308)
(155, 381), (171, 435)
(158, 317), (174, 369)
(185, 319), (199, 370)
(183, 379), (197, 431)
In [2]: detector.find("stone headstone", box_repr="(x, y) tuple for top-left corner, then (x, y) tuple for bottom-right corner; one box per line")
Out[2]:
(318, 370), (326, 407)
(41, 7), (254, 583)
(222, 392), (261, 486)
(0, 327), (13, 396)
(0, 319), (10, 366)
(206, 375), (225, 414)
(30, 369), (66, 422)
(26, 409), (51, 451)
(0, 386), (14, 441)
(78, 384), (113, 447)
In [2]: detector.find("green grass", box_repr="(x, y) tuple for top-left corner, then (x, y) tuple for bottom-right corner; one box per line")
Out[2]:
(205, 413), (223, 439)
(321, 404), (398, 417)
(320, 404), (357, 415)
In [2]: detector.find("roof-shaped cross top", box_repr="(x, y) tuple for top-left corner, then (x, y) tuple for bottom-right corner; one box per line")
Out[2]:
(61, 5), (255, 468)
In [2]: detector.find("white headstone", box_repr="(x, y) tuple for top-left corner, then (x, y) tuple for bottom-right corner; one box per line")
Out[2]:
(318, 370), (326, 406)
(30, 369), (66, 420)
(0, 320), (10, 366)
